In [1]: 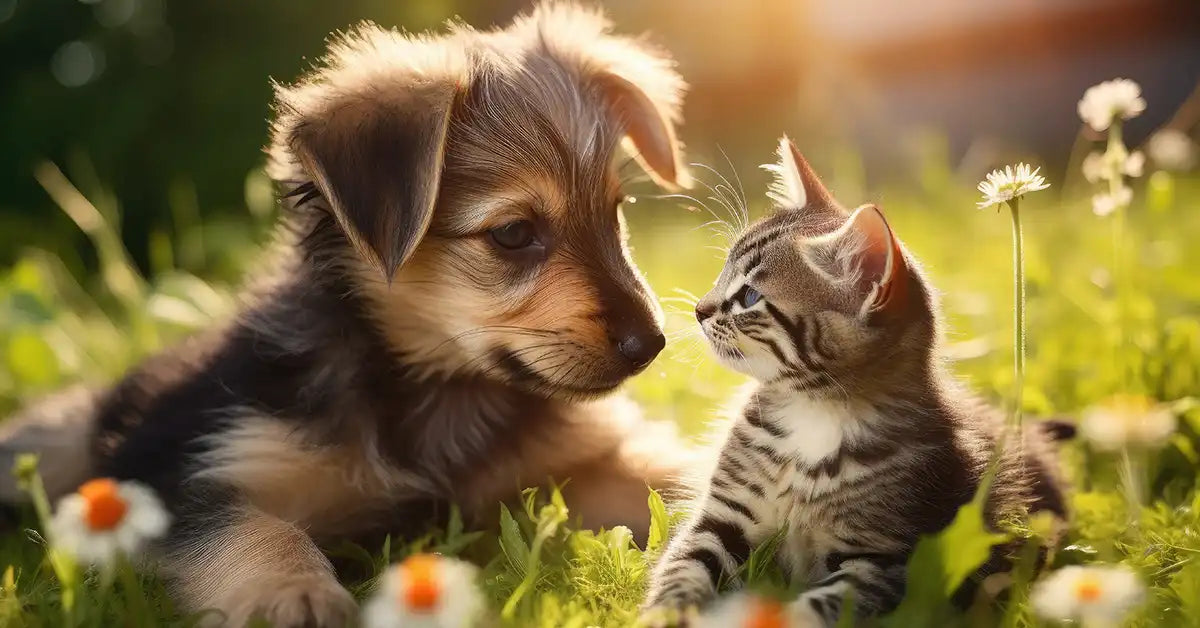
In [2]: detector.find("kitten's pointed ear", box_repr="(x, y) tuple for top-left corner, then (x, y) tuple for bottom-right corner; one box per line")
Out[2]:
(763, 136), (835, 210)
(808, 205), (909, 315)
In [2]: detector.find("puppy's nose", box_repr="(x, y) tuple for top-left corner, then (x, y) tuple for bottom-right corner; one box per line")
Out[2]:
(695, 302), (716, 323)
(615, 330), (666, 368)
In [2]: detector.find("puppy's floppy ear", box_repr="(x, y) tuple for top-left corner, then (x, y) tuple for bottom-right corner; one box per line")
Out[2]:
(597, 72), (690, 190)
(288, 86), (455, 278)
(520, 3), (690, 189)
(270, 24), (464, 279)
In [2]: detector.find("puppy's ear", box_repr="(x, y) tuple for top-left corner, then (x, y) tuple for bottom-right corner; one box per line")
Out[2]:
(270, 24), (464, 279)
(287, 83), (456, 279)
(520, 3), (690, 189)
(597, 73), (690, 189)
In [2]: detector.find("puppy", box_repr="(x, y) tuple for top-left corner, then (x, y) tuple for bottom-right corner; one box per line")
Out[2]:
(0, 4), (695, 625)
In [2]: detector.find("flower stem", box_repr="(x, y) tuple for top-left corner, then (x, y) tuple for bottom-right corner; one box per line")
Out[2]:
(1105, 121), (1130, 390)
(1120, 446), (1144, 520)
(1008, 197), (1025, 428)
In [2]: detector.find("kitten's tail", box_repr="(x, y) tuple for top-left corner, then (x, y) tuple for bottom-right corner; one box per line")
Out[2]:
(0, 385), (99, 504)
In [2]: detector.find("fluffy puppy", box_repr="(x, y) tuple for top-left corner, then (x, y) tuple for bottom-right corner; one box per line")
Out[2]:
(0, 4), (695, 625)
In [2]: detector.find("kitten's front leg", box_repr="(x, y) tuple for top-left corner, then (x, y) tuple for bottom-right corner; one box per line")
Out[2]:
(642, 445), (779, 620)
(787, 553), (907, 626)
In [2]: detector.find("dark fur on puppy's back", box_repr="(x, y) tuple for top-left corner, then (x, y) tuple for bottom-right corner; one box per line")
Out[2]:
(2, 5), (698, 625)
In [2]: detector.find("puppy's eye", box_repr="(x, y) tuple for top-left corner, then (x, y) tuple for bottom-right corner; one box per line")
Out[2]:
(490, 220), (539, 250)
(736, 285), (763, 308)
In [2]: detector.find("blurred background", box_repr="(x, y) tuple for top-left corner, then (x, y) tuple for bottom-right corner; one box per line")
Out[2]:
(1, 0), (1198, 273)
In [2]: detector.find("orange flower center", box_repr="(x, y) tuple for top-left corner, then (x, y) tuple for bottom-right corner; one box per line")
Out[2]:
(746, 598), (785, 628)
(399, 554), (441, 612)
(1075, 577), (1103, 602)
(78, 478), (128, 531)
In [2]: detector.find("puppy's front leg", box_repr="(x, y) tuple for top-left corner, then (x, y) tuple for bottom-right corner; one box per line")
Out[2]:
(561, 410), (699, 541)
(164, 496), (356, 628)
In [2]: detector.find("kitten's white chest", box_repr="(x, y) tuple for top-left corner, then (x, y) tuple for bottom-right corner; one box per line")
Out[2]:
(762, 395), (876, 579)
(766, 396), (867, 465)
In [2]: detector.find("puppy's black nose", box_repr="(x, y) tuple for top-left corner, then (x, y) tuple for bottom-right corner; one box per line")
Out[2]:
(695, 302), (716, 323)
(616, 330), (666, 368)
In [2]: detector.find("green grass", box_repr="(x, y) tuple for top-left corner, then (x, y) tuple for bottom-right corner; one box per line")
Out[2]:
(1, 150), (1199, 627)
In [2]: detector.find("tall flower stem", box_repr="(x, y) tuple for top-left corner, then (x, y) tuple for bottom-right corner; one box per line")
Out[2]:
(1106, 121), (1130, 390)
(1008, 197), (1025, 428)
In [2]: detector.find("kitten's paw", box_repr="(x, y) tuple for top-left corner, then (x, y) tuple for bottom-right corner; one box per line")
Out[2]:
(638, 604), (700, 628)
(787, 600), (831, 628)
(222, 573), (357, 627)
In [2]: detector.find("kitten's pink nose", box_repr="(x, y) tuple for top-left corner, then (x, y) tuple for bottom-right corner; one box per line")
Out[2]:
(695, 302), (716, 323)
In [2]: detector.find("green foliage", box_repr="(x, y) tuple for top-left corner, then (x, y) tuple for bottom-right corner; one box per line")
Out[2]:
(0, 156), (1199, 626)
(882, 501), (1007, 627)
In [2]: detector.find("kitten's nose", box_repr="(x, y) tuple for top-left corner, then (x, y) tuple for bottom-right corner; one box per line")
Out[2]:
(695, 302), (716, 323)
(615, 330), (666, 368)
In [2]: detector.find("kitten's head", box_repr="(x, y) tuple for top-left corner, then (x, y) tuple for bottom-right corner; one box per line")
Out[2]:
(695, 137), (938, 397)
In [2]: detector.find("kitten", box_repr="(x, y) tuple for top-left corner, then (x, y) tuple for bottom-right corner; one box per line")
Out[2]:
(642, 138), (1069, 625)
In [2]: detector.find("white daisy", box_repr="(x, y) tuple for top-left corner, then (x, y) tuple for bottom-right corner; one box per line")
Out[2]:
(1081, 152), (1106, 184)
(1147, 129), (1197, 171)
(362, 553), (484, 628)
(1078, 78), (1146, 132)
(1091, 185), (1134, 217)
(1083, 150), (1144, 184)
(695, 593), (788, 628)
(1031, 564), (1144, 624)
(49, 478), (170, 567)
(977, 163), (1050, 209)
(1124, 150), (1145, 177)
(1080, 395), (1177, 451)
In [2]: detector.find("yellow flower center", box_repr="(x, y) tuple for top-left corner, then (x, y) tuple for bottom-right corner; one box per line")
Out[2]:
(1075, 576), (1103, 603)
(746, 598), (785, 628)
(399, 554), (441, 612)
(78, 478), (128, 531)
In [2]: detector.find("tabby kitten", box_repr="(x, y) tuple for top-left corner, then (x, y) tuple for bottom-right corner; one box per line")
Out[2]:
(642, 138), (1068, 625)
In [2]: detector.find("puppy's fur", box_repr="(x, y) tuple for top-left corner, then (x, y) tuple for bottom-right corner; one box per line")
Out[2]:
(0, 4), (696, 625)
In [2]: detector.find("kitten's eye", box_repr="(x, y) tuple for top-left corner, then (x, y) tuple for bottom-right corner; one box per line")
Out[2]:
(490, 220), (539, 250)
(737, 285), (763, 308)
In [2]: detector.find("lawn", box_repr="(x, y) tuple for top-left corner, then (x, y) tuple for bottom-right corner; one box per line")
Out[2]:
(1, 139), (1199, 626)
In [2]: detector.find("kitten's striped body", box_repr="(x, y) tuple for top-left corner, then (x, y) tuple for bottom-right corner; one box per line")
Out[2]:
(643, 139), (1067, 625)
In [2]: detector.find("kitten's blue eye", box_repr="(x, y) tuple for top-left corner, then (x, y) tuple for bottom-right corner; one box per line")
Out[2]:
(737, 285), (762, 308)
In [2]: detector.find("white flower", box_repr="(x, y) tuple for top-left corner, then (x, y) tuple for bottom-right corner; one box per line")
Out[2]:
(1078, 79), (1146, 132)
(1124, 150), (1145, 177)
(49, 478), (170, 567)
(695, 593), (788, 628)
(1083, 150), (1144, 184)
(1031, 564), (1144, 624)
(1147, 129), (1197, 171)
(1080, 395), (1177, 451)
(977, 163), (1050, 209)
(1091, 186), (1133, 217)
(1082, 152), (1106, 184)
(362, 554), (484, 628)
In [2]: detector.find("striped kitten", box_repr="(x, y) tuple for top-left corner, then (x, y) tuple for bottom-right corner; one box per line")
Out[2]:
(642, 138), (1068, 625)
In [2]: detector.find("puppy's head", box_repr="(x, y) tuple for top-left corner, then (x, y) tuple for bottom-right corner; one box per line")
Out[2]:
(268, 4), (689, 398)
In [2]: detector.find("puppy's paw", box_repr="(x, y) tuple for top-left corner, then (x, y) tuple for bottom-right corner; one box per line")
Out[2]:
(230, 573), (357, 628)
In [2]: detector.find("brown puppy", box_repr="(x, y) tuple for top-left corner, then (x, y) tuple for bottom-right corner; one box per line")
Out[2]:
(0, 3), (695, 625)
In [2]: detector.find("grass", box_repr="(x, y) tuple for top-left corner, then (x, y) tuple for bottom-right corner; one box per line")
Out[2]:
(1, 146), (1199, 627)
